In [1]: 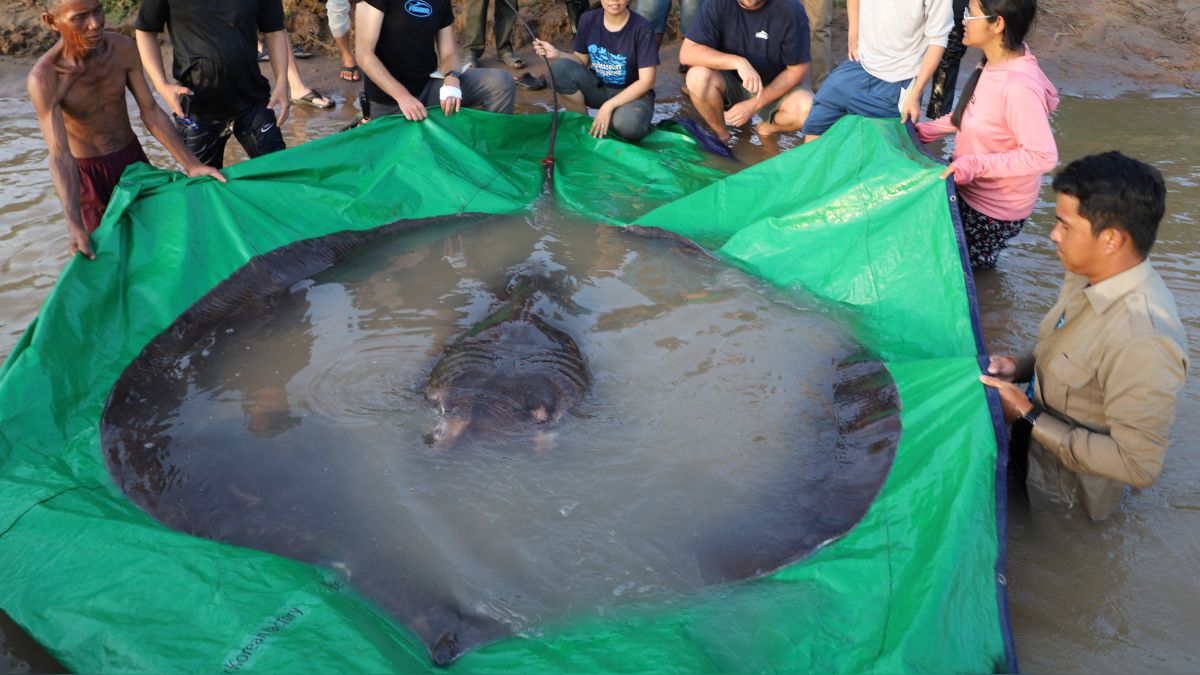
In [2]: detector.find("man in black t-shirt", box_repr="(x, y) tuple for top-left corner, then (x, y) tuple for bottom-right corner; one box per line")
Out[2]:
(679, 0), (812, 143)
(355, 0), (515, 121)
(135, 0), (291, 169)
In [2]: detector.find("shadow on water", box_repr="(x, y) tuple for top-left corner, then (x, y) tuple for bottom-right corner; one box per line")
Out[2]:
(99, 210), (900, 664)
(0, 610), (63, 675)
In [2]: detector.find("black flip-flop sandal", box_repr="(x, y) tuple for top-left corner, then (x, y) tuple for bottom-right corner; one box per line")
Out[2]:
(515, 73), (547, 91)
(291, 90), (335, 109)
(339, 65), (362, 82)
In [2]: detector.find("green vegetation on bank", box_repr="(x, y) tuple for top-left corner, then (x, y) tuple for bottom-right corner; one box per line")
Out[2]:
(101, 0), (136, 21)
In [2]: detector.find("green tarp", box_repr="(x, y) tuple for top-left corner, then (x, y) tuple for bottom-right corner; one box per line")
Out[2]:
(0, 110), (1014, 672)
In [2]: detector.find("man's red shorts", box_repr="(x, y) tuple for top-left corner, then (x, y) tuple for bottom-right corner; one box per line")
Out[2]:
(75, 138), (149, 233)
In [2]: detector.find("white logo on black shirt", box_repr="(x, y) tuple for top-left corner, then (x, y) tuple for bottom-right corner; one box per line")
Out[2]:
(755, 30), (768, 39)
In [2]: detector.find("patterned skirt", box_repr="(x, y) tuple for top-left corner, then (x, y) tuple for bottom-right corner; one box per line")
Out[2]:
(957, 197), (1026, 270)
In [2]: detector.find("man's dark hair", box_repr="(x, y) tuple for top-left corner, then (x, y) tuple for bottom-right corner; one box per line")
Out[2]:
(1052, 151), (1166, 257)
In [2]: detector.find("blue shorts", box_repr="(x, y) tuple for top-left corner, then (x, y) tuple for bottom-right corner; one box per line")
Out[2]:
(801, 60), (910, 136)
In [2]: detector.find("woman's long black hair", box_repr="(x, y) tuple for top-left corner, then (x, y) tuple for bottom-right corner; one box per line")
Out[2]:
(950, 0), (1038, 129)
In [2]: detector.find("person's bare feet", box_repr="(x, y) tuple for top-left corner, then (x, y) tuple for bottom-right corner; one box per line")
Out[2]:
(755, 120), (780, 136)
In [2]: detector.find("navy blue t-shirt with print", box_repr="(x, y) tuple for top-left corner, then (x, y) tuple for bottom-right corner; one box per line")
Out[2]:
(684, 0), (810, 86)
(363, 0), (454, 104)
(572, 9), (659, 88)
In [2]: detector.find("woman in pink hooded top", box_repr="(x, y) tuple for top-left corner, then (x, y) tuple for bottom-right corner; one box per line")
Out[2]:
(917, 0), (1059, 270)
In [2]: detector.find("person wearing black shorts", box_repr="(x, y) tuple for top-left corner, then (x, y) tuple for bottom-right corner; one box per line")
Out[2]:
(679, 0), (812, 143)
(135, 0), (291, 169)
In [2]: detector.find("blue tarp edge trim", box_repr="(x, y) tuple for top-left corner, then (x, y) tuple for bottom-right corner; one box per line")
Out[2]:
(904, 121), (1019, 673)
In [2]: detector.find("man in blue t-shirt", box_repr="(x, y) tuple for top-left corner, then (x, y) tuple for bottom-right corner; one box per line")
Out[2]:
(355, 0), (515, 121)
(680, 0), (812, 143)
(533, 0), (659, 142)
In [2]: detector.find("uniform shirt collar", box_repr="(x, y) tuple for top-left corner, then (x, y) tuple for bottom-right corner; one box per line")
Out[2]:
(1084, 258), (1154, 315)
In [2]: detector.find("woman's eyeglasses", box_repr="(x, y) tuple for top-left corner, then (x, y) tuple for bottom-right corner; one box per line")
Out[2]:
(963, 7), (996, 21)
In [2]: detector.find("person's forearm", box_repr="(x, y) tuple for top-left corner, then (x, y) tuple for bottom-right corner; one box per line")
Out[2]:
(601, 76), (654, 110)
(847, 0), (859, 40)
(561, 51), (588, 67)
(264, 30), (290, 95)
(141, 105), (203, 171)
(436, 27), (463, 75)
(1033, 414), (1164, 489)
(47, 148), (85, 234)
(909, 44), (945, 98)
(33, 94), (86, 233)
(1033, 337), (1186, 489)
(358, 51), (416, 103)
(756, 66), (806, 108)
(437, 52), (461, 78)
(915, 113), (956, 142)
(679, 40), (746, 71)
(954, 145), (1057, 182)
(134, 31), (171, 94)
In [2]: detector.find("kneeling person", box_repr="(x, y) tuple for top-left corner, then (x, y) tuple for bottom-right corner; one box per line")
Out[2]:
(679, 0), (812, 143)
(356, 0), (515, 121)
(533, 0), (658, 142)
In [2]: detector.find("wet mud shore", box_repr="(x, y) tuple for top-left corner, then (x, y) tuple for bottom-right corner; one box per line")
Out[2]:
(1, 0), (1198, 100)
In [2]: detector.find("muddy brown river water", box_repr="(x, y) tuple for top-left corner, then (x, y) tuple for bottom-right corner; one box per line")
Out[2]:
(1, 94), (1198, 672)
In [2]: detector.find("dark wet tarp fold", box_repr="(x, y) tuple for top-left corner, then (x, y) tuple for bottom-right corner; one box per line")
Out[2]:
(0, 110), (1012, 672)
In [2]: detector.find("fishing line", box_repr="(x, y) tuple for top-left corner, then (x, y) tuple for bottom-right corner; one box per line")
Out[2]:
(497, 0), (559, 185)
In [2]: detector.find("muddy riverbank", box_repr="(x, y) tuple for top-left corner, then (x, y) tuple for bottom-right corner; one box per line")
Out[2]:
(1, 0), (1198, 97)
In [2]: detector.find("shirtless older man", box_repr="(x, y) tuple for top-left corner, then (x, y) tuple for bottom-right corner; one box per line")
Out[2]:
(28, 0), (224, 260)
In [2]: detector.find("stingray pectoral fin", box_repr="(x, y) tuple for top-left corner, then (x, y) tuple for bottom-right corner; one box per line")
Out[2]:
(431, 631), (459, 667)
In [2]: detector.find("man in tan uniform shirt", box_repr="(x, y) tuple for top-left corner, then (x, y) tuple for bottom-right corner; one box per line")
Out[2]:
(980, 152), (1189, 521)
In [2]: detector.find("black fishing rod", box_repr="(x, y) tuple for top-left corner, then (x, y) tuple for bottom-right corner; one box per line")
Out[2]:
(497, 0), (559, 186)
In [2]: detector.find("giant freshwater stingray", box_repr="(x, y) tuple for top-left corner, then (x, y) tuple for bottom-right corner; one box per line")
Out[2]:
(424, 268), (589, 452)
(101, 216), (902, 665)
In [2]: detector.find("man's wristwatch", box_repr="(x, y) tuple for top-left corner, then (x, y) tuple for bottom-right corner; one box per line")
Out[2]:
(446, 70), (463, 80)
(1019, 406), (1043, 427)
